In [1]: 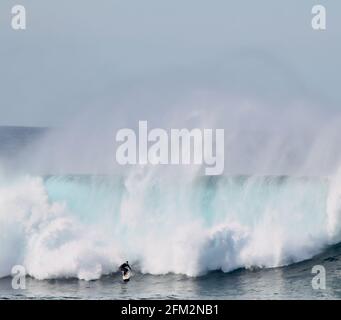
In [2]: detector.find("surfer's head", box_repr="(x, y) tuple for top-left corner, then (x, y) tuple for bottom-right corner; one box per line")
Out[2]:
(126, 261), (129, 264)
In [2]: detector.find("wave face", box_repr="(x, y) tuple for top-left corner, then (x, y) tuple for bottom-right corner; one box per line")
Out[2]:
(1, 168), (341, 280)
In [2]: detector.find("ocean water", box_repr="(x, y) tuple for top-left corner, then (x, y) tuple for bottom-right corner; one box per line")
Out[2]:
(0, 246), (341, 300)
(1, 127), (341, 300)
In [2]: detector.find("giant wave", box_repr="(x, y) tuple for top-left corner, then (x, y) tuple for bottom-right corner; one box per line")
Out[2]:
(1, 166), (341, 281)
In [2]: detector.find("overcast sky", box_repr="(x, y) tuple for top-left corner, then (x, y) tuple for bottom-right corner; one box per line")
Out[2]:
(0, 0), (340, 127)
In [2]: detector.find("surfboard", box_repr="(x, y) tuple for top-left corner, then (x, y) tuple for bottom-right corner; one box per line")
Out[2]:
(122, 270), (131, 282)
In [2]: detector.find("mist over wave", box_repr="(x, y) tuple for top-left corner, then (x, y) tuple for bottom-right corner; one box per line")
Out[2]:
(8, 93), (341, 177)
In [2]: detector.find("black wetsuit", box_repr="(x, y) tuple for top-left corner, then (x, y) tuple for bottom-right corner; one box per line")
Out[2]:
(119, 263), (131, 275)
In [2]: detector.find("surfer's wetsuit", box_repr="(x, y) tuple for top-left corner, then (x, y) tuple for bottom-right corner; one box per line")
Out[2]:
(119, 263), (131, 275)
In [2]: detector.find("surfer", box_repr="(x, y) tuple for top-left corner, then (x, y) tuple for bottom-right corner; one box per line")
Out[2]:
(119, 261), (131, 276)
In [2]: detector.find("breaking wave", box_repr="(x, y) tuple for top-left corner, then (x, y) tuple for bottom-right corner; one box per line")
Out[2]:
(1, 166), (341, 281)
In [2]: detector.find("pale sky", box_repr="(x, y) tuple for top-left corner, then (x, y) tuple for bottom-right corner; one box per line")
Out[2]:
(0, 0), (340, 127)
